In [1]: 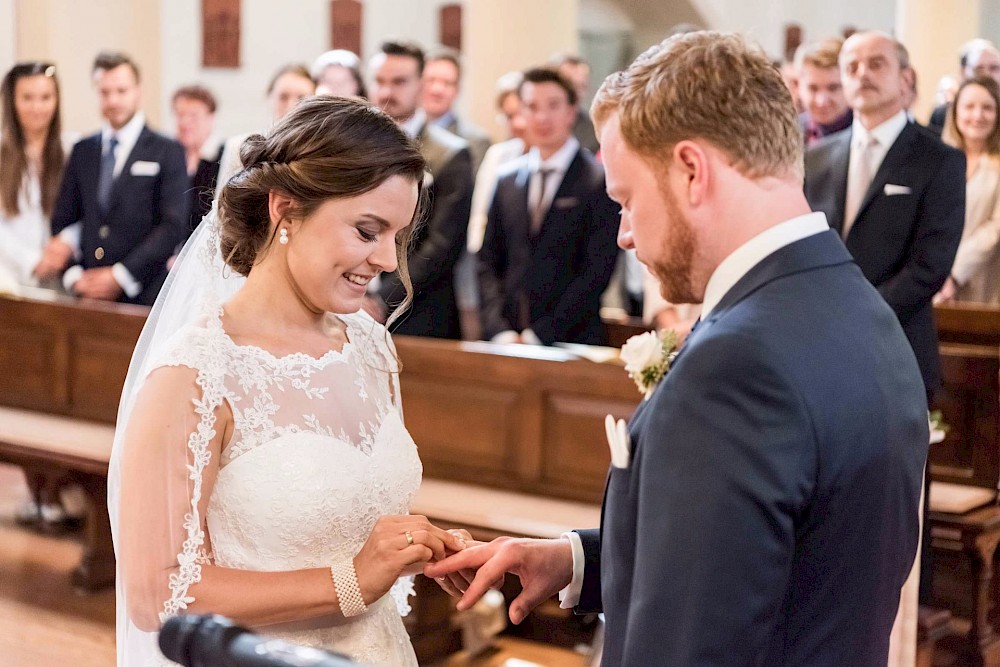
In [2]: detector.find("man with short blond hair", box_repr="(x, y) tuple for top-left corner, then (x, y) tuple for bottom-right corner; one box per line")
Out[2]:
(429, 31), (928, 666)
(796, 38), (852, 145)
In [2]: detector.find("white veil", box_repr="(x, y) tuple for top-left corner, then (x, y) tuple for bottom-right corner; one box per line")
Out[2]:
(108, 207), (243, 666)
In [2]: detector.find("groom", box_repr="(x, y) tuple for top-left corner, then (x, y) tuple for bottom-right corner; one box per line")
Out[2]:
(426, 31), (928, 666)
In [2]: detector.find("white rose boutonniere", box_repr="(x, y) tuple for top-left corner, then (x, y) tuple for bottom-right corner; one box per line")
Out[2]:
(620, 329), (680, 400)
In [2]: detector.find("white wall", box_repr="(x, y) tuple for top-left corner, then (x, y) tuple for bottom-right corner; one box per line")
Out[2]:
(0, 0), (15, 78)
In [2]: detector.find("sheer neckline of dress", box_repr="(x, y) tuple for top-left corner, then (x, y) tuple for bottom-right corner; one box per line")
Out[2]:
(212, 306), (356, 366)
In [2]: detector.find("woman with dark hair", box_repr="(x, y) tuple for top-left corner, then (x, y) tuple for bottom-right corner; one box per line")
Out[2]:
(0, 62), (68, 288)
(0, 61), (83, 531)
(111, 97), (469, 667)
(937, 76), (1000, 305)
(216, 63), (316, 195)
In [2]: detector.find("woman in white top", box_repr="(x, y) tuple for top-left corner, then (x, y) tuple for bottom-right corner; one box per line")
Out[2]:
(0, 61), (82, 531)
(937, 76), (1000, 306)
(0, 62), (66, 290)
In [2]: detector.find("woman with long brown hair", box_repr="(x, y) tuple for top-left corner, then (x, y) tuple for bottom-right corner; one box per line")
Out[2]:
(0, 61), (82, 531)
(0, 61), (66, 289)
(937, 75), (1000, 305)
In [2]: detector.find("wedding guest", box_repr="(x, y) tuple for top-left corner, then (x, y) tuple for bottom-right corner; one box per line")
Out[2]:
(929, 40), (1000, 134)
(478, 68), (618, 345)
(0, 61), (81, 531)
(795, 38), (852, 146)
(370, 41), (473, 339)
(311, 49), (366, 99)
(421, 50), (491, 172)
(172, 84), (222, 241)
(43, 51), (189, 305)
(216, 64), (315, 194)
(551, 53), (599, 152)
(936, 76), (1000, 305)
(0, 62), (67, 289)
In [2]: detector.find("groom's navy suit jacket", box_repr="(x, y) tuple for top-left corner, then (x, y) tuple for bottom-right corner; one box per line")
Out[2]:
(575, 230), (928, 666)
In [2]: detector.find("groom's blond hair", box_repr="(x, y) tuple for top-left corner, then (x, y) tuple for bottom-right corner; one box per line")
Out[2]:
(591, 31), (804, 180)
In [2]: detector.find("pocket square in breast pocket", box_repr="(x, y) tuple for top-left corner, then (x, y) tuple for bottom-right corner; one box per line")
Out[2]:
(130, 160), (160, 177)
(883, 184), (912, 196)
(553, 196), (578, 209)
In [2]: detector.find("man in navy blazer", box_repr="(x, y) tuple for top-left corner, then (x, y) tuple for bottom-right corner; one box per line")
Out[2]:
(427, 32), (928, 667)
(478, 67), (618, 346)
(39, 51), (188, 306)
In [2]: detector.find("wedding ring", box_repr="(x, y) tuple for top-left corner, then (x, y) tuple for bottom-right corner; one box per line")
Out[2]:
(405, 530), (414, 546)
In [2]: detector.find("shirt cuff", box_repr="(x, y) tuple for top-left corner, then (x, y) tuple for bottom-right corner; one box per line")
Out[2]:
(491, 330), (520, 344)
(112, 263), (142, 298)
(58, 223), (83, 260)
(62, 265), (83, 292)
(557, 531), (585, 609)
(521, 328), (542, 345)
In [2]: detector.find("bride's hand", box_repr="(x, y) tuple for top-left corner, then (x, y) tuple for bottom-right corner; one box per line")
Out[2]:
(431, 528), (486, 598)
(353, 515), (466, 605)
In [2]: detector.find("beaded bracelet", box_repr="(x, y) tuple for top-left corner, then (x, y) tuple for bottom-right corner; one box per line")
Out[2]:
(330, 560), (368, 617)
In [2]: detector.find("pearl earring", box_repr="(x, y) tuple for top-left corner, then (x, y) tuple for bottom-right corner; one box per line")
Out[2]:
(279, 228), (289, 245)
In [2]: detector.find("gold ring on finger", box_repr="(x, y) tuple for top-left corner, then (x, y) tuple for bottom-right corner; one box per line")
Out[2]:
(405, 530), (414, 546)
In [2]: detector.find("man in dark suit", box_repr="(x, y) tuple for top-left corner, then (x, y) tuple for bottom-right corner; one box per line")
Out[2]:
(38, 51), (188, 306)
(805, 32), (964, 604)
(478, 68), (618, 345)
(428, 31), (928, 667)
(421, 51), (492, 173)
(370, 41), (474, 339)
(804, 32), (964, 399)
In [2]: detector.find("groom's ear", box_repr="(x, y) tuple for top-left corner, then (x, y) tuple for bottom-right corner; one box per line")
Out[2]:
(267, 190), (295, 227)
(672, 140), (709, 207)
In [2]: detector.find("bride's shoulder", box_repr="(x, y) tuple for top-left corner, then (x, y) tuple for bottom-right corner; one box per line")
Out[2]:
(340, 310), (398, 360)
(149, 318), (228, 373)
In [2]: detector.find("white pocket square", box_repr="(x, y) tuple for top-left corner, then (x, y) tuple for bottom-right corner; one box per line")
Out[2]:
(130, 160), (160, 177)
(883, 184), (912, 196)
(605, 414), (631, 469)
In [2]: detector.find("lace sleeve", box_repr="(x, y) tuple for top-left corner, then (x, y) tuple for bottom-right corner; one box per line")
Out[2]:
(116, 327), (231, 631)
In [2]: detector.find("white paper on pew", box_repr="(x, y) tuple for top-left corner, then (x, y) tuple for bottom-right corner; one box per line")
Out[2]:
(553, 342), (622, 364)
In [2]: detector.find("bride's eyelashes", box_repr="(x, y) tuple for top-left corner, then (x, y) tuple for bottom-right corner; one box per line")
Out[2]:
(356, 226), (379, 242)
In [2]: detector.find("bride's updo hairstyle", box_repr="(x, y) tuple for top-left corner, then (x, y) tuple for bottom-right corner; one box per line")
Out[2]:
(218, 95), (426, 319)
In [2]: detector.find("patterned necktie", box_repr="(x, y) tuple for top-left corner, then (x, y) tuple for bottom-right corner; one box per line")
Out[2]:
(530, 167), (555, 235)
(97, 135), (119, 213)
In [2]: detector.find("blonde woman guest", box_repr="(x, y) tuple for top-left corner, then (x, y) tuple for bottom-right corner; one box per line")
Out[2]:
(937, 76), (1000, 305)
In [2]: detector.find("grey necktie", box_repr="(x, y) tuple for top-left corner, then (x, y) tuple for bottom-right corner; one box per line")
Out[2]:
(97, 135), (118, 213)
(531, 167), (555, 235)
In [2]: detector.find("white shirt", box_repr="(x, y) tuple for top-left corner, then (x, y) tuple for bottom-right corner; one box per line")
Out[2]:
(558, 210), (831, 609)
(399, 108), (427, 139)
(526, 135), (579, 222)
(61, 112), (147, 297)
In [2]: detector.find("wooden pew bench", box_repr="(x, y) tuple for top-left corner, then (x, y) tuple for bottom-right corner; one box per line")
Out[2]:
(0, 405), (115, 591)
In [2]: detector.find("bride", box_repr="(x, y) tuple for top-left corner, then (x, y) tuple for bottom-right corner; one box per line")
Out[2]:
(109, 96), (467, 666)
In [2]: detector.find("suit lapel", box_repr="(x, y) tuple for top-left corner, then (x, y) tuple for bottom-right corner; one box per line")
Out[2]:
(514, 162), (532, 237)
(539, 149), (585, 231)
(825, 131), (851, 234)
(107, 125), (150, 214)
(854, 122), (917, 224)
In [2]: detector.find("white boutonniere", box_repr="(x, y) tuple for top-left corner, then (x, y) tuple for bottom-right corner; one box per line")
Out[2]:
(620, 329), (679, 400)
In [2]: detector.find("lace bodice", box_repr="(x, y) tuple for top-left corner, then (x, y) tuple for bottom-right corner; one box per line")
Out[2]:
(146, 308), (422, 666)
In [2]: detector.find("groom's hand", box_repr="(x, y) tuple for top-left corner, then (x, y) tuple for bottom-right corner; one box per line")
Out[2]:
(424, 536), (574, 625)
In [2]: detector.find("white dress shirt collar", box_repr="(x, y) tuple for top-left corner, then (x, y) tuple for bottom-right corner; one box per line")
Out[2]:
(432, 110), (456, 129)
(701, 212), (830, 319)
(851, 109), (908, 151)
(101, 111), (146, 177)
(400, 108), (427, 139)
(527, 136), (580, 175)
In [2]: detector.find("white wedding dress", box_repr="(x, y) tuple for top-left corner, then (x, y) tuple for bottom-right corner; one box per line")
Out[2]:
(141, 306), (422, 666)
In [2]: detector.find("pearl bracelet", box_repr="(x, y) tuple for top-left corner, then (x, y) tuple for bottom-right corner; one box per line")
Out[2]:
(330, 560), (368, 617)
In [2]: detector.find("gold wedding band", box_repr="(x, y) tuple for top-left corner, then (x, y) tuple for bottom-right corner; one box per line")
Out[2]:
(405, 530), (414, 546)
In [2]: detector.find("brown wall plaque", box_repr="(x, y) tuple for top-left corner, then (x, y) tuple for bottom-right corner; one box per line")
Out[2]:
(440, 4), (462, 52)
(203, 0), (241, 68)
(331, 0), (363, 56)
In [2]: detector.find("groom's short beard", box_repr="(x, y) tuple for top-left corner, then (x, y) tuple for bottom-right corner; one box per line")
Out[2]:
(650, 181), (698, 305)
